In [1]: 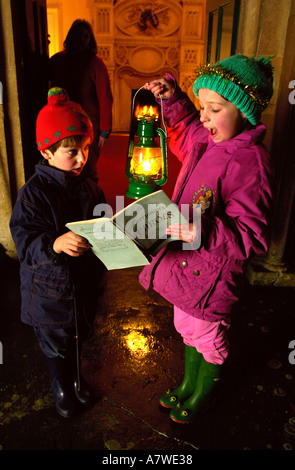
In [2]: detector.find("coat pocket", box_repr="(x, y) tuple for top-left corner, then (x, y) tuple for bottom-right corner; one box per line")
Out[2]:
(31, 272), (74, 326)
(161, 254), (222, 311)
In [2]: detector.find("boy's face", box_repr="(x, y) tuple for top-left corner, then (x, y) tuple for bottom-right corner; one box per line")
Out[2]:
(41, 136), (91, 176)
(198, 89), (244, 142)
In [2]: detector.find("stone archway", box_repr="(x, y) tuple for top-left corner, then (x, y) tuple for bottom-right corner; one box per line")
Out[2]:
(114, 66), (176, 132)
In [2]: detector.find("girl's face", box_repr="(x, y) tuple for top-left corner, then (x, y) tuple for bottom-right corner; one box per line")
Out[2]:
(198, 88), (245, 143)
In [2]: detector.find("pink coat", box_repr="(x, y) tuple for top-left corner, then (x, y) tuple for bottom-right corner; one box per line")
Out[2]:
(139, 83), (273, 322)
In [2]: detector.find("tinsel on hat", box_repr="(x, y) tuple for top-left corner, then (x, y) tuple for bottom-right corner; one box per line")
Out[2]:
(193, 55), (274, 125)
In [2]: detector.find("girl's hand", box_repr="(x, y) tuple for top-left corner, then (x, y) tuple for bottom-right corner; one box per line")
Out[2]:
(166, 223), (199, 243)
(144, 78), (175, 99)
(53, 231), (91, 257)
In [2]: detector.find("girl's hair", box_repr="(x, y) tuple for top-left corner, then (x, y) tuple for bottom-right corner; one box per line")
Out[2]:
(63, 19), (97, 56)
(48, 135), (84, 154)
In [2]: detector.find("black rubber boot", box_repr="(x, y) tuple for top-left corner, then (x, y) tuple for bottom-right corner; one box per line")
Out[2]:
(159, 345), (203, 408)
(46, 357), (82, 418)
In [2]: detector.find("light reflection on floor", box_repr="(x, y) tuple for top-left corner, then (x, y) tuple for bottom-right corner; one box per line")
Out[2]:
(125, 330), (150, 356)
(122, 318), (156, 359)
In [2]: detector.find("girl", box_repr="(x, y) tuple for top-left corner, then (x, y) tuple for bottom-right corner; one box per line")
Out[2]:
(139, 55), (274, 423)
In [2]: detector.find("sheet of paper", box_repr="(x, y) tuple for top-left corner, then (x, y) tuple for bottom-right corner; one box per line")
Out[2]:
(66, 219), (149, 270)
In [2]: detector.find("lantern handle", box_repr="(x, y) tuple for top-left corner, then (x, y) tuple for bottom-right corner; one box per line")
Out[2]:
(155, 127), (168, 186)
(132, 86), (167, 138)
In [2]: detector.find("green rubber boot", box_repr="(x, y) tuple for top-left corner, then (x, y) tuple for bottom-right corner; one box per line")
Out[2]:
(169, 357), (222, 423)
(159, 345), (203, 408)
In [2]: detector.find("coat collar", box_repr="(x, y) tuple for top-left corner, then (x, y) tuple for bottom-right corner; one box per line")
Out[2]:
(171, 123), (267, 204)
(208, 123), (267, 150)
(35, 159), (85, 190)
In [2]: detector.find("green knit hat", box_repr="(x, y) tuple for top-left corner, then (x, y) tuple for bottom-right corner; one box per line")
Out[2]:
(193, 55), (274, 125)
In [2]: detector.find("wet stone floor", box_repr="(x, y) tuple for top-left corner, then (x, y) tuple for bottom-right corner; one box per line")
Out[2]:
(1, 254), (295, 453)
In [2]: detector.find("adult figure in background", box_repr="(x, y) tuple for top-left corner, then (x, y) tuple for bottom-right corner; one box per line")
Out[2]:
(49, 19), (113, 181)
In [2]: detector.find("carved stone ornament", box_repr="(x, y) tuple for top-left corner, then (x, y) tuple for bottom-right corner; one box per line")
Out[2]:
(114, 0), (182, 37)
(129, 45), (165, 72)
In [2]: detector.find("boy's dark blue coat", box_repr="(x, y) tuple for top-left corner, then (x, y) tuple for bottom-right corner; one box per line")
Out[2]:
(10, 161), (106, 328)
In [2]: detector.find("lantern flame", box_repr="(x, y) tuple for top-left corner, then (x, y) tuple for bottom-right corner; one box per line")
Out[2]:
(131, 147), (162, 176)
(135, 104), (159, 120)
(142, 159), (152, 173)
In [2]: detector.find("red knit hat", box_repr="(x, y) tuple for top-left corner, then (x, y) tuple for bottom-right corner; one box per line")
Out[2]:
(36, 87), (93, 151)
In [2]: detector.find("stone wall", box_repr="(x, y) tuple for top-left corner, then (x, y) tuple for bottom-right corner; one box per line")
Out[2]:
(89, 0), (206, 132)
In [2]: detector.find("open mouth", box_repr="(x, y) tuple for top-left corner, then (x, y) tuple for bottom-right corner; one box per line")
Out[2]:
(72, 167), (82, 174)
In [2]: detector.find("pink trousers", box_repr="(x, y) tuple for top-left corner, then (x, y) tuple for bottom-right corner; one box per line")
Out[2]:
(174, 306), (230, 365)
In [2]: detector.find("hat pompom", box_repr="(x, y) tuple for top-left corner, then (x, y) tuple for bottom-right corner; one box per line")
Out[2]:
(254, 56), (274, 83)
(47, 87), (69, 105)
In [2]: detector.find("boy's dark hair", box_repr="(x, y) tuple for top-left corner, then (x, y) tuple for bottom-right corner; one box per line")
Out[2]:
(47, 135), (84, 154)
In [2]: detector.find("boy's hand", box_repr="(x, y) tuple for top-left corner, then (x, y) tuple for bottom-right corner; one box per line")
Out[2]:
(144, 78), (175, 99)
(53, 231), (91, 257)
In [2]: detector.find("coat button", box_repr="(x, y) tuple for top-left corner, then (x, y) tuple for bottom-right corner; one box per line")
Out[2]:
(181, 261), (188, 267)
(193, 269), (200, 276)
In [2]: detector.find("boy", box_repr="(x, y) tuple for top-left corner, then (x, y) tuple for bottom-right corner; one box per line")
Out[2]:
(10, 88), (106, 418)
